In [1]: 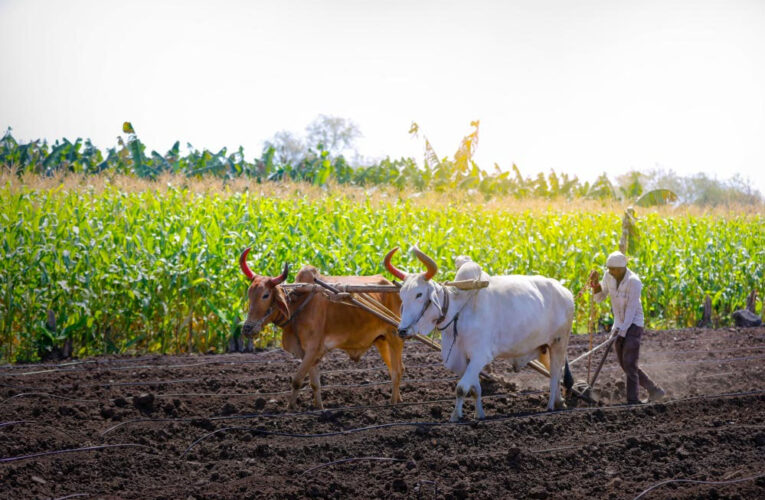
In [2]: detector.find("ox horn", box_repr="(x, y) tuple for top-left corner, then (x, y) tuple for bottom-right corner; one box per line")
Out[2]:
(268, 262), (289, 287)
(411, 245), (438, 281)
(383, 247), (407, 281)
(239, 247), (255, 281)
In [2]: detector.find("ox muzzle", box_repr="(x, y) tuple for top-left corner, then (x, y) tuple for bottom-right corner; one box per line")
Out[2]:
(397, 327), (414, 339)
(397, 297), (433, 339)
(241, 307), (274, 338)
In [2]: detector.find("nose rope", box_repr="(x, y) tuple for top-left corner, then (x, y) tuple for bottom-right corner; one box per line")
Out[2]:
(242, 306), (274, 336)
(399, 282), (449, 335)
(398, 297), (432, 334)
(437, 286), (480, 364)
(243, 288), (318, 335)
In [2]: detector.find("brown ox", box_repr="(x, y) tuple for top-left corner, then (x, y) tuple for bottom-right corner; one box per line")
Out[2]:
(239, 248), (404, 410)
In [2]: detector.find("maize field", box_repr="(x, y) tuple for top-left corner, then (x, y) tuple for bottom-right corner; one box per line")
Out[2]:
(1, 178), (763, 363)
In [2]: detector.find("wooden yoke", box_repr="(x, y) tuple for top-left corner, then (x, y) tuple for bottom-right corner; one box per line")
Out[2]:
(301, 278), (504, 386)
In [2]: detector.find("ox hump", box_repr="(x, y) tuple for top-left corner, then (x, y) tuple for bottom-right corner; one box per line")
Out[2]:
(295, 266), (320, 283)
(454, 261), (486, 282)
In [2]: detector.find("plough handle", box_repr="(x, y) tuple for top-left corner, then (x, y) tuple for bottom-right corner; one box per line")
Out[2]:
(569, 334), (618, 367)
(588, 333), (617, 388)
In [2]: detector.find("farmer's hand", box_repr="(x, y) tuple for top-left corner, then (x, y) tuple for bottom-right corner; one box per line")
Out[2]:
(588, 270), (600, 289)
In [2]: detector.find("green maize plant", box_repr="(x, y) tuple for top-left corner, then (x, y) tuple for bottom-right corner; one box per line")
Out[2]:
(1, 182), (763, 363)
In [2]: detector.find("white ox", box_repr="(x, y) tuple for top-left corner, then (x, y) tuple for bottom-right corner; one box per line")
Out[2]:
(384, 246), (574, 421)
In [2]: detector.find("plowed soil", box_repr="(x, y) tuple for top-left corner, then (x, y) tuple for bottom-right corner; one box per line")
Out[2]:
(2, 326), (764, 499)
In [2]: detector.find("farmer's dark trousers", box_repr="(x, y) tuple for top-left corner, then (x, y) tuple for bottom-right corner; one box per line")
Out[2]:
(614, 324), (659, 402)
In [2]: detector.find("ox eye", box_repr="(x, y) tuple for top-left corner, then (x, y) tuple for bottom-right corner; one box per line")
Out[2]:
(262, 293), (270, 299)
(416, 292), (422, 299)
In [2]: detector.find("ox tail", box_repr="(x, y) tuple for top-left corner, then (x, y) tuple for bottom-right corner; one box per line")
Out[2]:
(563, 359), (574, 390)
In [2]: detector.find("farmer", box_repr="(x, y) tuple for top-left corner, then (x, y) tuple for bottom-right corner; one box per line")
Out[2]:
(589, 251), (665, 404)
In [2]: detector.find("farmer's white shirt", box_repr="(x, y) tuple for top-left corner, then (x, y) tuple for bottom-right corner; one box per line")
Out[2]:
(593, 268), (644, 336)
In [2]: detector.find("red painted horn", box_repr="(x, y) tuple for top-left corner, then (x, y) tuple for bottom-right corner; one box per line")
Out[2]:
(383, 247), (407, 281)
(239, 247), (255, 280)
(268, 262), (289, 287)
(411, 245), (438, 281)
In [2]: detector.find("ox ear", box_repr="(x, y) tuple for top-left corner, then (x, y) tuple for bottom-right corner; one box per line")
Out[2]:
(274, 287), (290, 321)
(430, 288), (443, 316)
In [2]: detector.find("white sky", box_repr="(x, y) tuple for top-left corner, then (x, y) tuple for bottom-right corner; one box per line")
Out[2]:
(1, 0), (764, 195)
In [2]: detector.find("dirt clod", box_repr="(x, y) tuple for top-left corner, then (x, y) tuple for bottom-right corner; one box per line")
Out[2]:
(1, 326), (763, 499)
(220, 402), (237, 416)
(133, 392), (155, 412)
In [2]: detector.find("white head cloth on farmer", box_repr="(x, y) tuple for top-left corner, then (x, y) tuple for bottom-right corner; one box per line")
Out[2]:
(606, 251), (627, 268)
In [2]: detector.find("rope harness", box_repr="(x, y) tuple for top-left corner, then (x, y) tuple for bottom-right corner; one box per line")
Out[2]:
(399, 282), (479, 364)
(242, 308), (274, 336)
(243, 288), (317, 335)
(397, 296), (432, 333)
(276, 288), (317, 327)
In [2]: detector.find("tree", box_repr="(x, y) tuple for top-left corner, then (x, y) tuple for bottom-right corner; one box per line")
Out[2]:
(262, 130), (306, 166)
(305, 115), (361, 158)
(586, 173), (617, 199)
(616, 170), (646, 199)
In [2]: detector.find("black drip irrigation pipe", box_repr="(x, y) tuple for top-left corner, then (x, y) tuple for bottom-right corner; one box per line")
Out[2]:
(633, 472), (765, 499)
(51, 494), (94, 500)
(180, 422), (451, 458)
(158, 376), (460, 399)
(0, 392), (100, 405)
(0, 349), (288, 372)
(100, 391), (540, 436)
(1, 375), (461, 409)
(0, 348), (437, 376)
(0, 330), (762, 374)
(3, 331), (762, 377)
(301, 456), (406, 475)
(80, 378), (201, 389)
(297, 424), (765, 477)
(3, 343), (761, 380)
(0, 420), (28, 428)
(80, 362), (442, 387)
(452, 422), (765, 460)
(0, 419), (84, 442)
(0, 361), (444, 396)
(176, 390), (765, 458)
(4, 350), (762, 409)
(0, 356), (294, 377)
(178, 389), (765, 459)
(0, 443), (156, 464)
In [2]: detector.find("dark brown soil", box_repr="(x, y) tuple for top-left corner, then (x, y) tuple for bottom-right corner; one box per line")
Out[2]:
(2, 327), (764, 499)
